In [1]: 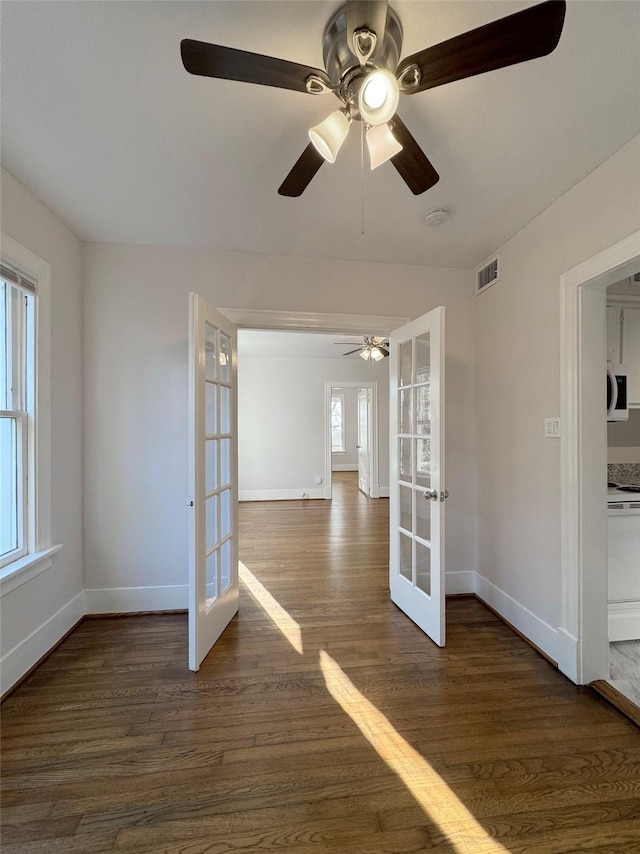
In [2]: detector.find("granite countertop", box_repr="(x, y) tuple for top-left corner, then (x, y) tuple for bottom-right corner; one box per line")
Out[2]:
(608, 463), (640, 488)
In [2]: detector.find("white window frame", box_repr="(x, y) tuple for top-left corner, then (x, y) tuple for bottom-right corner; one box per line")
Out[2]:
(0, 233), (59, 597)
(1, 282), (33, 565)
(331, 391), (346, 454)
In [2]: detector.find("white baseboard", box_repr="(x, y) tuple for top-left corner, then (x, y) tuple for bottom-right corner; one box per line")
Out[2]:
(239, 488), (325, 502)
(0, 590), (85, 697)
(474, 572), (558, 663)
(608, 601), (640, 642)
(379, 487), (390, 498)
(556, 627), (579, 683)
(84, 585), (188, 615)
(445, 571), (475, 595)
(332, 464), (358, 471)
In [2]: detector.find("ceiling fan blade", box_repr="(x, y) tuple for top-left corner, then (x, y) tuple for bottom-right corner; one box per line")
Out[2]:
(347, 1), (388, 63)
(278, 143), (325, 197)
(181, 40), (331, 93)
(396, 0), (566, 94)
(343, 348), (364, 355)
(389, 115), (439, 195)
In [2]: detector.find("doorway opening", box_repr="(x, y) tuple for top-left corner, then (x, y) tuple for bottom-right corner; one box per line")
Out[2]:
(324, 381), (381, 501)
(559, 230), (640, 689)
(232, 317), (401, 503)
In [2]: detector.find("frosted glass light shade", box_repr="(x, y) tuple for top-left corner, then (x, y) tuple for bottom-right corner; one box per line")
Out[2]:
(359, 68), (400, 126)
(366, 123), (403, 169)
(359, 349), (371, 360)
(370, 347), (385, 361)
(309, 110), (351, 163)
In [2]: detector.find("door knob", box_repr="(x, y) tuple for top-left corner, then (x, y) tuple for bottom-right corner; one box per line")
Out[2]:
(423, 488), (438, 501)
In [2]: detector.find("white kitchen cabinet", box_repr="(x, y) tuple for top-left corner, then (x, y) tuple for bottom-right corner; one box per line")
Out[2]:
(607, 305), (622, 365)
(623, 307), (640, 407)
(607, 302), (640, 408)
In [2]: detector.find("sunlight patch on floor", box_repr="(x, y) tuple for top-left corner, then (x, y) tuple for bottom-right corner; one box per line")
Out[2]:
(239, 562), (304, 654)
(319, 650), (508, 854)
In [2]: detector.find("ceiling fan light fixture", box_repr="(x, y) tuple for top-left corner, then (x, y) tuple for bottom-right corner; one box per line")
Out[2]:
(309, 109), (351, 163)
(359, 348), (371, 360)
(358, 68), (399, 126)
(366, 122), (403, 169)
(370, 346), (385, 361)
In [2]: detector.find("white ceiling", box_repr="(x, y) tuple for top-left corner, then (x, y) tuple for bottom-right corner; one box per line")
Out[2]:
(1, 1), (639, 269)
(238, 330), (384, 359)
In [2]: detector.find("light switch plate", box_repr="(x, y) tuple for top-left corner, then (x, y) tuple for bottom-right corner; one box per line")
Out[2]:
(544, 417), (561, 438)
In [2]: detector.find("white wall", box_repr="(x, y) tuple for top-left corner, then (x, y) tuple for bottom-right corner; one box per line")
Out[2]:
(0, 168), (84, 691)
(82, 244), (475, 608)
(473, 134), (640, 658)
(239, 357), (386, 498)
(332, 386), (359, 470)
(608, 408), (640, 452)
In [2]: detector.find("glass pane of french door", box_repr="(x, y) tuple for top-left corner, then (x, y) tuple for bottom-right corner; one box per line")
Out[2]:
(397, 331), (432, 590)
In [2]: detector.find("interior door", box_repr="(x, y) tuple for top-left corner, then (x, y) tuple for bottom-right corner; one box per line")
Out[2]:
(357, 388), (370, 496)
(188, 293), (239, 671)
(389, 307), (446, 646)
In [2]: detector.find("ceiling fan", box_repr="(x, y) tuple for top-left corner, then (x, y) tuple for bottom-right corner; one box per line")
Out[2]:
(181, 0), (566, 197)
(337, 336), (389, 360)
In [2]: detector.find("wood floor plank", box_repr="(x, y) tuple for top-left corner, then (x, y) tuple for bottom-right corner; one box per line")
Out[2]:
(1, 473), (638, 852)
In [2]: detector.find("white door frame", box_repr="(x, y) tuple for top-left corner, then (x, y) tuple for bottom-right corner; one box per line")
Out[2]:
(219, 308), (409, 336)
(324, 381), (379, 499)
(559, 230), (640, 684)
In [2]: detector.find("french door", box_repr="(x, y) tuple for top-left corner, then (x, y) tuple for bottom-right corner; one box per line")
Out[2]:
(188, 293), (239, 670)
(389, 307), (447, 646)
(357, 388), (370, 496)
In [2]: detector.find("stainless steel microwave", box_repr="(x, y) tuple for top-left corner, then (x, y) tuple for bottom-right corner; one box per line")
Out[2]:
(607, 362), (629, 422)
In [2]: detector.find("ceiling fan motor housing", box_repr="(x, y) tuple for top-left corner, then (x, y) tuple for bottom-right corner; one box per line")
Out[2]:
(322, 3), (403, 119)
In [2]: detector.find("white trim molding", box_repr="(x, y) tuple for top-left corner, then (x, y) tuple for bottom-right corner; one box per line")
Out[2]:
(559, 229), (640, 684)
(0, 591), (85, 697)
(475, 573), (559, 663)
(445, 571), (475, 595)
(608, 601), (640, 643)
(0, 544), (62, 597)
(217, 308), (409, 335)
(239, 488), (325, 502)
(85, 585), (188, 614)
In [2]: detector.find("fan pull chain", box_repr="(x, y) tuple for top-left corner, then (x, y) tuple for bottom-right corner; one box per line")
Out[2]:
(360, 120), (365, 236)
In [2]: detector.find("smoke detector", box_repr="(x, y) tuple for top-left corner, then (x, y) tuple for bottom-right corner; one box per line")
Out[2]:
(424, 209), (449, 227)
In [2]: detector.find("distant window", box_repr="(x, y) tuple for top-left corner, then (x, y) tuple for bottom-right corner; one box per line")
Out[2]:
(331, 393), (346, 453)
(1, 270), (35, 566)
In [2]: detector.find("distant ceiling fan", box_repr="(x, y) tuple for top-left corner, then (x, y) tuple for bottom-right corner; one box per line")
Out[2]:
(181, 0), (566, 197)
(337, 336), (389, 360)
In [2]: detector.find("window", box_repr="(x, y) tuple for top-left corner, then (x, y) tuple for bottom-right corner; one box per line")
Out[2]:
(0, 234), (57, 593)
(331, 392), (346, 453)
(1, 265), (35, 566)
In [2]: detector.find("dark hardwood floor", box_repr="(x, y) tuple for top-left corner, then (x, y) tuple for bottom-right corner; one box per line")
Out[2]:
(2, 472), (639, 852)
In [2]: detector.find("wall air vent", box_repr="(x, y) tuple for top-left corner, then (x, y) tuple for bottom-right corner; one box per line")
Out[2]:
(475, 254), (501, 295)
(632, 272), (640, 285)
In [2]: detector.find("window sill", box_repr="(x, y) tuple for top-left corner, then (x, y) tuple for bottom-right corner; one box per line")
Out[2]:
(0, 545), (62, 598)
